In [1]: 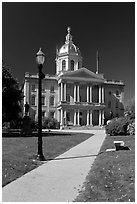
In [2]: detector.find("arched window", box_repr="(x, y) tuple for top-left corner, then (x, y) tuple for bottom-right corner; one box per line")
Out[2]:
(71, 60), (74, 70)
(62, 60), (66, 70)
(116, 90), (119, 96)
(31, 95), (35, 106)
(108, 91), (111, 96)
(108, 101), (111, 108)
(50, 96), (54, 106)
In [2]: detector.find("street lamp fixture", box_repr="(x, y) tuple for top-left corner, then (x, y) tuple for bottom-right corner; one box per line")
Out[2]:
(36, 48), (46, 161)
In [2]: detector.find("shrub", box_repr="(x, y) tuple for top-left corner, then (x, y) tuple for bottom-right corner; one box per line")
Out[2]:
(10, 117), (23, 129)
(127, 122), (135, 135)
(31, 119), (38, 131)
(105, 116), (134, 136)
(42, 117), (59, 129)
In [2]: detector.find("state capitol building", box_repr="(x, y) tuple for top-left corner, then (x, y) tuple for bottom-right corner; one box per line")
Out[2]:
(23, 27), (124, 128)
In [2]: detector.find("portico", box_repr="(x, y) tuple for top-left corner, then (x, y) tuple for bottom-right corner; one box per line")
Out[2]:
(57, 68), (105, 128)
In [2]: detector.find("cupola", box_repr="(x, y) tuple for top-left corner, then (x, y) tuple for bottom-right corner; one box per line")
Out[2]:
(56, 27), (83, 75)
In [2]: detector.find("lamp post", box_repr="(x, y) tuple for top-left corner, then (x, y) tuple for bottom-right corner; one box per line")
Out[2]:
(36, 48), (46, 161)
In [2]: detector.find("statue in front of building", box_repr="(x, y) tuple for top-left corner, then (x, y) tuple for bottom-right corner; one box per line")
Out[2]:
(25, 102), (30, 116)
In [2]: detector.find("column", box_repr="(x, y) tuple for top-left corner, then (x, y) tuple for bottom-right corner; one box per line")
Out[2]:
(87, 110), (90, 126)
(58, 84), (60, 102)
(77, 109), (80, 125)
(99, 110), (102, 126)
(102, 86), (104, 103)
(77, 85), (80, 102)
(102, 110), (104, 126)
(87, 86), (89, 103)
(61, 82), (63, 101)
(90, 85), (92, 103)
(74, 85), (76, 102)
(90, 110), (93, 126)
(57, 109), (60, 122)
(64, 109), (66, 125)
(74, 109), (76, 125)
(99, 85), (102, 103)
(64, 83), (66, 101)
(60, 109), (63, 126)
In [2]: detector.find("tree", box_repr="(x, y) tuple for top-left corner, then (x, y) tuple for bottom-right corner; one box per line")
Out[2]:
(2, 64), (23, 124)
(124, 96), (135, 119)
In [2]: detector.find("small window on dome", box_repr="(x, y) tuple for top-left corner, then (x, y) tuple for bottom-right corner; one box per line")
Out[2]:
(116, 90), (119, 96)
(62, 60), (66, 71)
(71, 60), (74, 71)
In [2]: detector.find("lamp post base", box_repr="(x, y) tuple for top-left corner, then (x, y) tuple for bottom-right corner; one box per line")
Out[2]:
(36, 154), (46, 161)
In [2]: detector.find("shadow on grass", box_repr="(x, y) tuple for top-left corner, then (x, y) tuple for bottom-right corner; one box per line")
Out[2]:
(2, 131), (94, 138)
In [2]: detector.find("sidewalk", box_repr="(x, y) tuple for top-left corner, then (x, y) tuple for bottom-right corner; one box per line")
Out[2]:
(2, 130), (106, 202)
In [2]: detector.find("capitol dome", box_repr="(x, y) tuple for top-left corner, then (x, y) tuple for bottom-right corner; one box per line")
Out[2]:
(58, 27), (81, 56)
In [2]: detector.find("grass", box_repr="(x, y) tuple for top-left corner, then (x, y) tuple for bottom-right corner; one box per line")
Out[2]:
(74, 135), (135, 202)
(2, 132), (92, 187)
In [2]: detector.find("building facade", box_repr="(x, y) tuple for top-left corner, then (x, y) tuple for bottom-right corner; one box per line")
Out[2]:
(23, 27), (124, 128)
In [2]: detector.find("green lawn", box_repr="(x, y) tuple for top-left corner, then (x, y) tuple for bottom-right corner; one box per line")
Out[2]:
(2, 133), (92, 187)
(74, 135), (135, 202)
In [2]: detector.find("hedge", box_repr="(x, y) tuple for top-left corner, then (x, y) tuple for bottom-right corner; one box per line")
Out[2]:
(105, 116), (135, 136)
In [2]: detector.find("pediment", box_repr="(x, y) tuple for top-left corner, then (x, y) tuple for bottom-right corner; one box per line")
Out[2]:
(61, 68), (104, 80)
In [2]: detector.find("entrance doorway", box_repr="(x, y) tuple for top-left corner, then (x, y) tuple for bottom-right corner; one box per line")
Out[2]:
(92, 110), (99, 126)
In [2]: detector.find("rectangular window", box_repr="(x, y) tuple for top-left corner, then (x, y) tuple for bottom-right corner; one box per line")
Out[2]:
(32, 84), (35, 91)
(50, 86), (54, 93)
(49, 111), (54, 118)
(50, 96), (54, 106)
(42, 111), (45, 118)
(42, 96), (45, 105)
(31, 95), (35, 106)
(66, 112), (70, 122)
(42, 85), (45, 92)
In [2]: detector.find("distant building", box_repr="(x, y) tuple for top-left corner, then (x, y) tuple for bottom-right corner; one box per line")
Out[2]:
(23, 27), (124, 128)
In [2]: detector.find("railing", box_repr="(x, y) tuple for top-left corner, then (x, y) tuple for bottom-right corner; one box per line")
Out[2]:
(58, 101), (105, 106)
(105, 80), (124, 85)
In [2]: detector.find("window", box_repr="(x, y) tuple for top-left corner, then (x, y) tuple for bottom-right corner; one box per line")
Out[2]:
(108, 101), (111, 108)
(66, 112), (70, 122)
(116, 90), (119, 96)
(62, 60), (66, 70)
(32, 84), (35, 91)
(71, 60), (74, 71)
(50, 96), (54, 106)
(42, 111), (45, 118)
(116, 101), (119, 108)
(42, 85), (45, 92)
(31, 95), (35, 106)
(42, 96), (45, 106)
(49, 111), (54, 118)
(108, 91), (111, 95)
(66, 94), (70, 102)
(50, 86), (54, 92)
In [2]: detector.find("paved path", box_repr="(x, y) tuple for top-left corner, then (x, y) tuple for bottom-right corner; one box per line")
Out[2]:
(2, 129), (106, 202)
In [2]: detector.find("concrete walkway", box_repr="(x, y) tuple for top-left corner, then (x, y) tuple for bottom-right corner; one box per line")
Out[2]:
(2, 129), (106, 202)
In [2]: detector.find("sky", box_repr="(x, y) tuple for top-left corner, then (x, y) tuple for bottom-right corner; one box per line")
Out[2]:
(2, 2), (135, 105)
